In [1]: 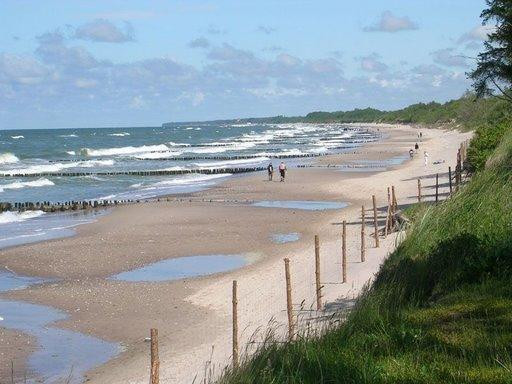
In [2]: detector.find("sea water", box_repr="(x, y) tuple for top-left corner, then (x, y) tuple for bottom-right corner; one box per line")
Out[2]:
(0, 123), (379, 244)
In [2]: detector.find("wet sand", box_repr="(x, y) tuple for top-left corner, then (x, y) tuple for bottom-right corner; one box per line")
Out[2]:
(0, 124), (472, 383)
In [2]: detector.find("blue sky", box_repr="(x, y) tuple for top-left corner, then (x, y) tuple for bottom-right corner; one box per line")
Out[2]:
(0, 0), (492, 129)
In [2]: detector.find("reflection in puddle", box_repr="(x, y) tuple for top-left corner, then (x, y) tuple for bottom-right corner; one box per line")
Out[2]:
(272, 233), (300, 244)
(110, 254), (248, 282)
(253, 200), (348, 211)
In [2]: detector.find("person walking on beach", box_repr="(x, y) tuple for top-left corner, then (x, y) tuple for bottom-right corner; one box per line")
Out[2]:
(424, 151), (429, 166)
(267, 162), (274, 181)
(279, 161), (287, 182)
(409, 149), (414, 158)
(415, 142), (419, 153)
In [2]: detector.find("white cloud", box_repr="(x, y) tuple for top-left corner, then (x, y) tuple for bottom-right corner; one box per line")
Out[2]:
(188, 37), (210, 49)
(256, 25), (276, 34)
(130, 95), (146, 109)
(74, 78), (97, 88)
(364, 11), (418, 33)
(75, 19), (134, 43)
(458, 25), (496, 43)
(0, 53), (48, 84)
(431, 48), (467, 67)
(359, 53), (388, 72)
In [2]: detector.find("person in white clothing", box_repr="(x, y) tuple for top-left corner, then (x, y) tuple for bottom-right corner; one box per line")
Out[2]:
(279, 161), (287, 182)
(424, 151), (429, 166)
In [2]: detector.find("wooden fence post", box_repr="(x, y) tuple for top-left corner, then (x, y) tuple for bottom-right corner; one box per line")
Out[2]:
(435, 173), (439, 203)
(391, 186), (397, 211)
(361, 206), (366, 262)
(384, 202), (391, 237)
(284, 258), (294, 341)
(232, 280), (239, 368)
(314, 235), (322, 310)
(417, 179), (422, 202)
(372, 195), (379, 248)
(342, 220), (347, 283)
(448, 166), (453, 195)
(150, 328), (159, 384)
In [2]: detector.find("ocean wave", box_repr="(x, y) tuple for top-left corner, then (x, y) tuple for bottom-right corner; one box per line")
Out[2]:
(11, 135), (24, 139)
(151, 173), (231, 187)
(0, 210), (45, 225)
(255, 149), (305, 157)
(0, 153), (19, 164)
(108, 132), (130, 137)
(59, 134), (78, 138)
(193, 157), (269, 168)
(168, 141), (190, 147)
(81, 144), (169, 157)
(66, 151), (76, 156)
(0, 178), (54, 192)
(134, 150), (183, 159)
(0, 159), (114, 175)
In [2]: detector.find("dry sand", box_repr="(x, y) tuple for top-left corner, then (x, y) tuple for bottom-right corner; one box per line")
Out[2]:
(0, 124), (471, 383)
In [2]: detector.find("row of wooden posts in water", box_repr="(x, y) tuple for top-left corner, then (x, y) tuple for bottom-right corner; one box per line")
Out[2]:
(0, 199), (136, 213)
(0, 166), (266, 178)
(146, 141), (470, 383)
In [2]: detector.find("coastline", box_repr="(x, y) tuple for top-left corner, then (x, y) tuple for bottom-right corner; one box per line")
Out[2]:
(0, 124), (472, 383)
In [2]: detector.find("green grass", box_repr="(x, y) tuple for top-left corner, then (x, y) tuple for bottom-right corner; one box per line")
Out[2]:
(218, 129), (512, 384)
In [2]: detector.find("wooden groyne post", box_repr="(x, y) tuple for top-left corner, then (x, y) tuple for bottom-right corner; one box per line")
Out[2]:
(150, 328), (159, 384)
(232, 280), (239, 369)
(284, 258), (294, 341)
(314, 235), (322, 310)
(372, 195), (379, 248)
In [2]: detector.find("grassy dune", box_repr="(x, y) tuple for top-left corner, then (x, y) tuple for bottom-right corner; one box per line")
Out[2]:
(219, 129), (512, 383)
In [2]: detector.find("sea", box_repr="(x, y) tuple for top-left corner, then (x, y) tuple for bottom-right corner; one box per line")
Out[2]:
(0, 122), (380, 247)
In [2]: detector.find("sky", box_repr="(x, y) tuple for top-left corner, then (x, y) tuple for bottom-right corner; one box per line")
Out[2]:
(0, 0), (494, 129)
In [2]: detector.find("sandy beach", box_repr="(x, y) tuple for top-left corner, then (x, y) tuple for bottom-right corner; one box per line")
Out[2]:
(0, 124), (472, 383)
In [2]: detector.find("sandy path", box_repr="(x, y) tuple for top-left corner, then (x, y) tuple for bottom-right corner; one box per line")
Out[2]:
(0, 124), (471, 383)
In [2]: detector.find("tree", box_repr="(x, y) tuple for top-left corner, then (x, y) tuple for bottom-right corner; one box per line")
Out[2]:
(469, 0), (512, 103)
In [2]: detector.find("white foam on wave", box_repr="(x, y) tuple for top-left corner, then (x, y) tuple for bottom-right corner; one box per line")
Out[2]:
(0, 210), (45, 224)
(108, 132), (130, 137)
(66, 151), (76, 156)
(0, 159), (114, 175)
(0, 178), (54, 192)
(81, 144), (169, 157)
(255, 149), (305, 157)
(59, 134), (78, 138)
(193, 157), (269, 168)
(168, 142), (190, 147)
(11, 135), (24, 139)
(151, 173), (231, 187)
(0, 153), (19, 164)
(134, 150), (183, 160)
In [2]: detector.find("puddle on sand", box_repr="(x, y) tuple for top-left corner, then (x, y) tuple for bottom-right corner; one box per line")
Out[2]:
(0, 269), (52, 292)
(0, 209), (107, 250)
(0, 300), (119, 384)
(0, 269), (119, 383)
(272, 233), (300, 244)
(110, 254), (248, 282)
(253, 200), (348, 211)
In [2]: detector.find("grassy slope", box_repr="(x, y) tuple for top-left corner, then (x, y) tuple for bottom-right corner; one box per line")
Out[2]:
(219, 129), (512, 383)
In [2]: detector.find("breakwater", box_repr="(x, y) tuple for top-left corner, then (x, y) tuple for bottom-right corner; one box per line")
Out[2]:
(0, 166), (266, 178)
